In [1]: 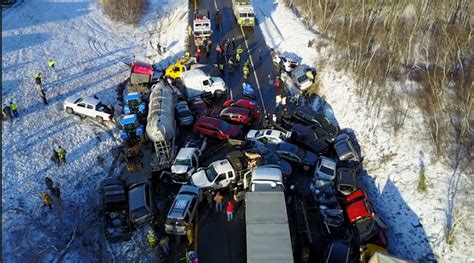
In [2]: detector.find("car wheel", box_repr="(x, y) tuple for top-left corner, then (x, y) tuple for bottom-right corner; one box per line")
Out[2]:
(66, 107), (74, 114)
(95, 116), (104, 122)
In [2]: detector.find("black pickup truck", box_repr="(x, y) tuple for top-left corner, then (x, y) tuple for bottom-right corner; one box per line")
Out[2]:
(100, 178), (132, 242)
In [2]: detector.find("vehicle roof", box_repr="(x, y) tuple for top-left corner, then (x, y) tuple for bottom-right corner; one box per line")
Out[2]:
(180, 68), (207, 79)
(80, 96), (101, 106)
(196, 116), (223, 126)
(210, 159), (234, 174)
(121, 114), (138, 125)
(178, 184), (200, 195)
(168, 196), (192, 218)
(125, 92), (141, 100)
(237, 5), (254, 12)
(176, 147), (198, 160)
(319, 156), (337, 169)
(128, 183), (146, 210)
(346, 199), (371, 223)
(221, 106), (250, 116)
(131, 61), (153, 75)
(252, 166), (283, 182)
(279, 142), (299, 153)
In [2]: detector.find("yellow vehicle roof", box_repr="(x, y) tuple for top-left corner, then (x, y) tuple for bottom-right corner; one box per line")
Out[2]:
(165, 62), (184, 79)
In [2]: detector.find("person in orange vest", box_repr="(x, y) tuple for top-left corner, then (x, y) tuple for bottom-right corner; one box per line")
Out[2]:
(213, 191), (224, 212)
(41, 192), (52, 209)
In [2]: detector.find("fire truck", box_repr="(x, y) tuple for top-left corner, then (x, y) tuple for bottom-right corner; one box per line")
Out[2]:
(193, 10), (212, 47)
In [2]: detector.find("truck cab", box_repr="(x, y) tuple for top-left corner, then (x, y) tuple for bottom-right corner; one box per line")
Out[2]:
(232, 0), (255, 27)
(193, 10), (212, 47)
(180, 69), (226, 98)
(249, 165), (285, 192)
(120, 114), (144, 142)
(190, 151), (252, 190)
(171, 148), (200, 184)
(124, 92), (146, 115)
(130, 61), (154, 85)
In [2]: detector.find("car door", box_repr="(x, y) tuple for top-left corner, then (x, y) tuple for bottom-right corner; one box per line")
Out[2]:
(214, 173), (227, 188)
(85, 103), (95, 117)
(75, 102), (88, 115)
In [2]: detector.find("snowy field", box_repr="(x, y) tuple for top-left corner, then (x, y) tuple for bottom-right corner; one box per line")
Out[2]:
(256, 0), (473, 262)
(2, 0), (188, 261)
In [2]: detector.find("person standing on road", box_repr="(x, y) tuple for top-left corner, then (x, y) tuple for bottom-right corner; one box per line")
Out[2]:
(226, 200), (234, 222)
(186, 224), (194, 245)
(206, 190), (213, 209)
(159, 235), (170, 253)
(274, 76), (281, 92)
(268, 74), (273, 87)
(258, 48), (263, 62)
(216, 9), (222, 30)
(214, 191), (224, 212)
(195, 48), (202, 63)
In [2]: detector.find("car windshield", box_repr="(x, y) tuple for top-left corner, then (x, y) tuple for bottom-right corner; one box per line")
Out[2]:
(174, 158), (191, 166)
(219, 121), (230, 131)
(296, 147), (306, 159)
(255, 130), (264, 138)
(130, 207), (149, 220)
(242, 13), (255, 18)
(252, 182), (284, 192)
(297, 74), (308, 83)
(204, 166), (219, 182)
(319, 166), (334, 176)
(355, 217), (377, 242)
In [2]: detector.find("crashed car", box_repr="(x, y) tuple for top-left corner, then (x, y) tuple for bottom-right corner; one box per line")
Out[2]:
(334, 133), (360, 162)
(64, 95), (114, 122)
(272, 54), (298, 73)
(266, 142), (318, 166)
(291, 106), (339, 141)
(246, 129), (291, 144)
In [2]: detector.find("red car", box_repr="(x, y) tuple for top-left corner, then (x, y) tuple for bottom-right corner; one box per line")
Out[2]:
(221, 99), (260, 123)
(343, 189), (387, 248)
(193, 116), (241, 140)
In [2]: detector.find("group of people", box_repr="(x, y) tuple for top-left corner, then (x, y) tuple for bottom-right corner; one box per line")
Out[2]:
(2, 101), (19, 121)
(146, 229), (171, 254)
(41, 176), (61, 210)
(205, 190), (236, 222)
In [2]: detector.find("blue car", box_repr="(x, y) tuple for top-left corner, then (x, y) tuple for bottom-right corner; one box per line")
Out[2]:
(120, 114), (144, 140)
(124, 92), (146, 115)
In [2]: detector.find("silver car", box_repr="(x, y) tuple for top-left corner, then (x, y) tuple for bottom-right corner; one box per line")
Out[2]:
(314, 156), (337, 181)
(176, 100), (194, 126)
(334, 134), (360, 162)
(165, 185), (202, 235)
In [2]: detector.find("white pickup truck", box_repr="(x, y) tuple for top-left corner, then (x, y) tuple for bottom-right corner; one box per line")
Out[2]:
(171, 137), (207, 184)
(180, 69), (226, 98)
(190, 151), (255, 190)
(64, 95), (113, 122)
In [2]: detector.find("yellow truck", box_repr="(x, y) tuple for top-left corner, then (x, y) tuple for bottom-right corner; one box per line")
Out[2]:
(232, 0), (255, 27)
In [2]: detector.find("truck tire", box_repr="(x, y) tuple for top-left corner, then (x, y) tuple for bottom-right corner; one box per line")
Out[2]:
(214, 90), (224, 99)
(66, 107), (74, 114)
(95, 116), (104, 122)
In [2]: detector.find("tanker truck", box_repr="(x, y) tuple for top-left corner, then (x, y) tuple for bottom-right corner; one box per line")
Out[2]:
(146, 82), (177, 171)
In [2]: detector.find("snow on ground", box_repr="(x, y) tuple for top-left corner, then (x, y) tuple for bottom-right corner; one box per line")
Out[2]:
(2, 0), (187, 261)
(256, 0), (472, 262)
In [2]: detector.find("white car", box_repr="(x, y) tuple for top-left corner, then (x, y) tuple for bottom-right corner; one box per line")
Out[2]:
(64, 95), (113, 122)
(291, 66), (314, 91)
(190, 159), (236, 190)
(314, 156), (337, 181)
(246, 129), (291, 144)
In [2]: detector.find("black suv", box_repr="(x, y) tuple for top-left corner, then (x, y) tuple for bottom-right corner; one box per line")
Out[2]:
(291, 106), (339, 141)
(287, 123), (329, 154)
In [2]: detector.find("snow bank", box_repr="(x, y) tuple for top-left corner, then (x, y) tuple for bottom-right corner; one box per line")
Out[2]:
(2, 0), (188, 261)
(255, 0), (472, 261)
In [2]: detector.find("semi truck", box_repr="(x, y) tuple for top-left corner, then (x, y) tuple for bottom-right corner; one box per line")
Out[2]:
(245, 166), (293, 263)
(146, 82), (177, 171)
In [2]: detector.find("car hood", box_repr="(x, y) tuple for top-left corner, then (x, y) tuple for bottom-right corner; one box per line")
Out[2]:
(210, 77), (225, 88)
(190, 170), (212, 188)
(171, 165), (190, 175)
(304, 151), (318, 165)
(226, 124), (241, 138)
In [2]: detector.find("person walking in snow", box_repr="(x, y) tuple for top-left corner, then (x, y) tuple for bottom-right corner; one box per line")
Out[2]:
(41, 192), (52, 209)
(51, 149), (60, 166)
(48, 59), (56, 69)
(10, 102), (18, 118)
(57, 146), (67, 164)
(226, 200), (234, 222)
(45, 177), (54, 190)
(35, 72), (42, 87)
(147, 229), (158, 247)
(39, 88), (48, 105)
(2, 104), (12, 121)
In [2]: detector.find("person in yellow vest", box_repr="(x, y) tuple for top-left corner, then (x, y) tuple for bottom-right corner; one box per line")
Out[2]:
(10, 102), (18, 118)
(146, 229), (157, 247)
(41, 192), (52, 209)
(35, 72), (42, 86)
(57, 146), (67, 164)
(48, 59), (56, 68)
